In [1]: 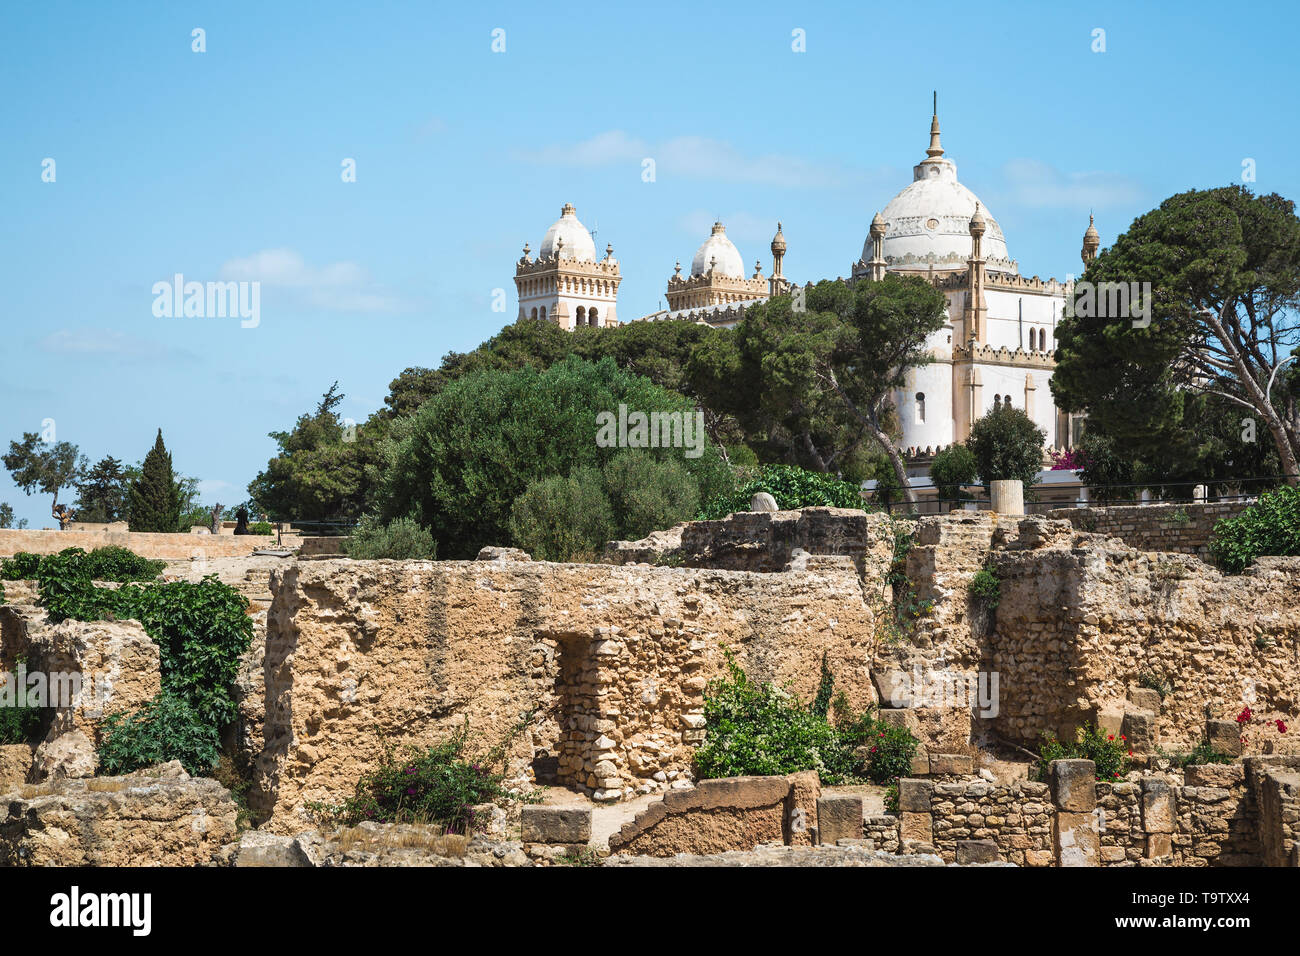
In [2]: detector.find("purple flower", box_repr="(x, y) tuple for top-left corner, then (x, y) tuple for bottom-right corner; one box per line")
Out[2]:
(406, 786), (416, 795)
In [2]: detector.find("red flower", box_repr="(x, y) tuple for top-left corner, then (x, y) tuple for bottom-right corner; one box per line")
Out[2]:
(1237, 706), (1253, 724)
(879, 732), (886, 737)
(1120, 735), (1127, 741)
(1128, 750), (1134, 757)
(1277, 720), (1288, 734)
(870, 746), (878, 753)
(1108, 735), (1115, 741)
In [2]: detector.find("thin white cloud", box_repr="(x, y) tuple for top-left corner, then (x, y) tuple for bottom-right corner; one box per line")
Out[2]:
(219, 248), (405, 313)
(994, 158), (1146, 210)
(196, 478), (239, 499)
(679, 210), (782, 244)
(519, 130), (875, 189)
(38, 328), (197, 362)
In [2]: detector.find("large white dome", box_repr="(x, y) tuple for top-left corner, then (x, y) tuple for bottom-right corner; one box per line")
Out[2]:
(863, 116), (1015, 274)
(540, 203), (597, 261)
(690, 222), (745, 277)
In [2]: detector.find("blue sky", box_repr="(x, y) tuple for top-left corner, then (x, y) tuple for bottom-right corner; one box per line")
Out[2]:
(2, 0), (1297, 528)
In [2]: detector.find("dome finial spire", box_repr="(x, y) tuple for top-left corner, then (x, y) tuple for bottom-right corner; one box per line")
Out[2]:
(927, 90), (944, 159)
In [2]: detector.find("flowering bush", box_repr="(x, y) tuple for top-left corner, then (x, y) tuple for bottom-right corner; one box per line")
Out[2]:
(693, 653), (917, 786)
(310, 722), (522, 831)
(1035, 724), (1129, 781)
(1049, 447), (1088, 471)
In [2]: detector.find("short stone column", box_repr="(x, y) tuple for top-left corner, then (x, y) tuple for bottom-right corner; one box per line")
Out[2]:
(897, 778), (934, 849)
(1140, 777), (1176, 859)
(990, 479), (1025, 516)
(1050, 759), (1099, 866)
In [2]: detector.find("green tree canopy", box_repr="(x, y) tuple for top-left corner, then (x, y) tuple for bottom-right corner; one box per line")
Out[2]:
(1052, 185), (1300, 486)
(127, 430), (183, 532)
(3, 432), (86, 517)
(967, 405), (1046, 487)
(373, 356), (728, 558)
(75, 455), (129, 523)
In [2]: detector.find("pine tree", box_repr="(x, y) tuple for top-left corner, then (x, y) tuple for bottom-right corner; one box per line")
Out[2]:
(128, 430), (182, 532)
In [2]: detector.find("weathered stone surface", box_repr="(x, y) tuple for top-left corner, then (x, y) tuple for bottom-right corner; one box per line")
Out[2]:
(749, 492), (778, 512)
(609, 776), (799, 857)
(1054, 810), (1100, 867)
(476, 546), (532, 562)
(251, 558), (876, 833)
(816, 794), (863, 845)
(784, 771), (821, 847)
(900, 811), (933, 844)
(928, 753), (973, 775)
(234, 830), (311, 867)
(1184, 762), (1245, 788)
(1122, 711), (1157, 754)
(0, 744), (32, 791)
(31, 729), (98, 781)
(521, 806), (592, 844)
(897, 779), (933, 813)
(955, 839), (1000, 864)
(1206, 720), (1244, 757)
(1050, 760), (1097, 813)
(0, 761), (237, 866)
(294, 825), (532, 867)
(1141, 778), (1175, 834)
(1127, 688), (1163, 714)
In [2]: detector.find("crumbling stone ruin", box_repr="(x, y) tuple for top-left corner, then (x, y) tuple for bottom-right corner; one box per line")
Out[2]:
(1, 501), (1297, 866)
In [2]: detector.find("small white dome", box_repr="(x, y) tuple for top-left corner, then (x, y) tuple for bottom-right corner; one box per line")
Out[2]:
(690, 222), (745, 277)
(540, 203), (597, 261)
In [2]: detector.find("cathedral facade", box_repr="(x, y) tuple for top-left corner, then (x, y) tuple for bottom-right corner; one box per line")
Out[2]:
(513, 108), (1094, 465)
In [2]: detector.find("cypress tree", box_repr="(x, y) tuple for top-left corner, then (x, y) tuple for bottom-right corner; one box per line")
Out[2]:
(128, 429), (182, 532)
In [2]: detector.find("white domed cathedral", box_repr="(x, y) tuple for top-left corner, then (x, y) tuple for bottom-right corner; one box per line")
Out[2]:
(512, 101), (1094, 468)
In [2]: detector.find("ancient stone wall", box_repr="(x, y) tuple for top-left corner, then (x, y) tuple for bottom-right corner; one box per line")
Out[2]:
(1045, 501), (1249, 559)
(986, 526), (1300, 751)
(250, 557), (878, 834)
(0, 527), (301, 560)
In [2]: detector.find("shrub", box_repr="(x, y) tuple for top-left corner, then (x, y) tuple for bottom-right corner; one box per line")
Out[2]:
(1156, 740), (1234, 769)
(698, 464), (865, 520)
(374, 356), (729, 558)
(969, 568), (1002, 610)
(250, 521), (274, 535)
(310, 723), (521, 832)
(1035, 724), (1130, 781)
(0, 551), (42, 580)
(0, 659), (44, 745)
(509, 467), (616, 562)
(1209, 484), (1300, 573)
(98, 693), (221, 777)
(345, 516), (439, 560)
(929, 444), (978, 500)
(599, 451), (700, 541)
(1, 547), (164, 583)
(966, 405), (1047, 488)
(693, 654), (917, 786)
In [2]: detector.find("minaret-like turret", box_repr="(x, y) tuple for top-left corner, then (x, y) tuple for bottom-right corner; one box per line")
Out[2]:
(966, 203), (987, 344)
(769, 222), (787, 295)
(1081, 213), (1100, 265)
(867, 211), (887, 281)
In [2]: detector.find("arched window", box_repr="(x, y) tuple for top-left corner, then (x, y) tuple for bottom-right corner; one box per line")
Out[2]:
(1039, 329), (1046, 351)
(993, 395), (1002, 411)
(915, 392), (926, 424)
(1004, 394), (1013, 407)
(540, 306), (546, 321)
(530, 307), (538, 321)
(588, 306), (598, 327)
(576, 306), (586, 327)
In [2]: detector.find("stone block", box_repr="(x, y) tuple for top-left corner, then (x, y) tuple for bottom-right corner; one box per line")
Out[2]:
(520, 806), (592, 845)
(928, 753), (973, 775)
(784, 771), (821, 847)
(816, 794), (863, 846)
(0, 744), (32, 791)
(1025, 849), (1054, 867)
(1140, 778), (1175, 834)
(1184, 763), (1244, 788)
(1121, 711), (1157, 754)
(1094, 702), (1125, 739)
(1127, 688), (1163, 714)
(235, 831), (311, 867)
(1049, 759), (1096, 813)
(955, 839), (1000, 864)
(1205, 720), (1243, 757)
(1146, 833), (1173, 858)
(1054, 810), (1100, 867)
(897, 778), (933, 813)
(900, 811), (933, 844)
